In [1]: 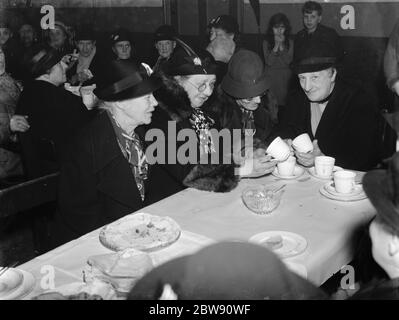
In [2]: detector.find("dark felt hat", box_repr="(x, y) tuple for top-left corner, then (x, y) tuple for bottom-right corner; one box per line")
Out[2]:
(292, 41), (337, 74)
(110, 28), (131, 45)
(25, 45), (63, 78)
(75, 25), (96, 41)
(128, 241), (327, 300)
(154, 24), (176, 42)
(94, 60), (162, 102)
(363, 152), (399, 237)
(221, 49), (270, 99)
(165, 38), (217, 76)
(208, 15), (239, 35)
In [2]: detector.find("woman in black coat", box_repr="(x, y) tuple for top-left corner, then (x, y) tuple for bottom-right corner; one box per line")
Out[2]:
(145, 41), (272, 203)
(51, 60), (162, 247)
(16, 46), (94, 178)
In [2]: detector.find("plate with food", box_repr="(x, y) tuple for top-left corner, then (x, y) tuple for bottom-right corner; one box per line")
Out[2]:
(0, 268), (35, 300)
(32, 280), (117, 300)
(99, 212), (181, 252)
(249, 231), (307, 259)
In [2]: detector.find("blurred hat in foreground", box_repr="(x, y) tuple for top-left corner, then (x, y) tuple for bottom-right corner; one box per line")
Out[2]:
(128, 241), (327, 300)
(363, 152), (399, 236)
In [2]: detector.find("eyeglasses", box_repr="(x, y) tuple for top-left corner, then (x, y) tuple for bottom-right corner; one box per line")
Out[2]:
(186, 79), (215, 93)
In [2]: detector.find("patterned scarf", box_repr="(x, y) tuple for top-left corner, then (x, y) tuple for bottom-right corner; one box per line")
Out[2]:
(108, 112), (148, 201)
(190, 108), (216, 155)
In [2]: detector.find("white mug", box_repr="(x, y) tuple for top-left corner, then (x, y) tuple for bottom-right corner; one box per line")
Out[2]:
(277, 156), (296, 176)
(333, 170), (356, 194)
(292, 133), (314, 153)
(266, 137), (291, 162)
(315, 156), (335, 178)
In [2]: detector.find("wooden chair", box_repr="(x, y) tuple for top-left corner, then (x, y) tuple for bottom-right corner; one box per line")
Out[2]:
(0, 172), (59, 219)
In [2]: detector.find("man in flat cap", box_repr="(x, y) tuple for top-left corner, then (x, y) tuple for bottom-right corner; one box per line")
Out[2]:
(277, 41), (381, 171)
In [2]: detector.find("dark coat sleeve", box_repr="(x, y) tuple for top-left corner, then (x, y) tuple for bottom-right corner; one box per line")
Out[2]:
(316, 86), (381, 171)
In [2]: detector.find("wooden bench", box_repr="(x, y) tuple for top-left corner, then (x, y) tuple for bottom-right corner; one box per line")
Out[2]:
(0, 172), (59, 219)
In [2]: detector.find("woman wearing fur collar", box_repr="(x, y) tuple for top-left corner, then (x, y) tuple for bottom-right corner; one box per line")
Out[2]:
(145, 40), (271, 203)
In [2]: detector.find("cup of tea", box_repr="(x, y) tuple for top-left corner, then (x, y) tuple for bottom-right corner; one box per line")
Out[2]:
(314, 156), (335, 178)
(277, 156), (296, 176)
(333, 170), (356, 194)
(292, 133), (314, 153)
(266, 137), (291, 162)
(80, 87), (97, 109)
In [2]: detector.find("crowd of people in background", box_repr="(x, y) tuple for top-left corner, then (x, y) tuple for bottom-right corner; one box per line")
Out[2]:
(1, 0), (399, 300)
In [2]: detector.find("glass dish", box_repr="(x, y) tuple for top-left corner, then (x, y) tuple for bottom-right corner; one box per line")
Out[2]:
(241, 185), (284, 215)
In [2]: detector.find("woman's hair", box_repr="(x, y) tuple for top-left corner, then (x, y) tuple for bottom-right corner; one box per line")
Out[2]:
(265, 13), (291, 51)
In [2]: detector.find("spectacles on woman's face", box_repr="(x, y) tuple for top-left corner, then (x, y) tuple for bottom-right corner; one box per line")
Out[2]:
(186, 79), (215, 93)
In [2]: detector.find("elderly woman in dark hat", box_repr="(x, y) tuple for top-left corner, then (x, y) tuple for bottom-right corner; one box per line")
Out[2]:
(15, 46), (93, 177)
(276, 41), (381, 171)
(208, 49), (277, 175)
(110, 28), (135, 61)
(51, 60), (161, 247)
(145, 41), (270, 202)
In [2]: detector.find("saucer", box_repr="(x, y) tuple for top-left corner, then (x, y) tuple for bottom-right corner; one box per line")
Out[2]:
(0, 269), (35, 300)
(320, 182), (367, 202)
(324, 181), (363, 197)
(308, 166), (343, 180)
(272, 165), (305, 180)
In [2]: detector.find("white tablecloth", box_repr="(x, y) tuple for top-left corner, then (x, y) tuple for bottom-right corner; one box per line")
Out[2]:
(19, 170), (376, 298)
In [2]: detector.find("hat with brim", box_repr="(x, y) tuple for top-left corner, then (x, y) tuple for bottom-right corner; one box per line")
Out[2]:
(292, 56), (337, 74)
(154, 24), (176, 42)
(221, 49), (270, 99)
(94, 60), (162, 102)
(128, 241), (327, 300)
(165, 41), (217, 76)
(222, 73), (270, 99)
(363, 152), (399, 236)
(26, 46), (64, 78)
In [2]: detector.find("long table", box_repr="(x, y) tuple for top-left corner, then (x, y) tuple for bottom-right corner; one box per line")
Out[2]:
(19, 169), (376, 299)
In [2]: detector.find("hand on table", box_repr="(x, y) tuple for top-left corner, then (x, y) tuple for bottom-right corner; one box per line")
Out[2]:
(294, 140), (323, 167)
(10, 115), (29, 132)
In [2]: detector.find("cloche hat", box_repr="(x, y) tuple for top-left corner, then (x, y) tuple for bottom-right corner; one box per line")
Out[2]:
(221, 49), (270, 99)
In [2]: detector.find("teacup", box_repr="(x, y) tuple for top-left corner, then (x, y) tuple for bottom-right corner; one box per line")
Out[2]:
(266, 137), (290, 162)
(277, 156), (296, 176)
(333, 170), (356, 194)
(81, 87), (97, 109)
(292, 133), (314, 153)
(314, 156), (335, 178)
